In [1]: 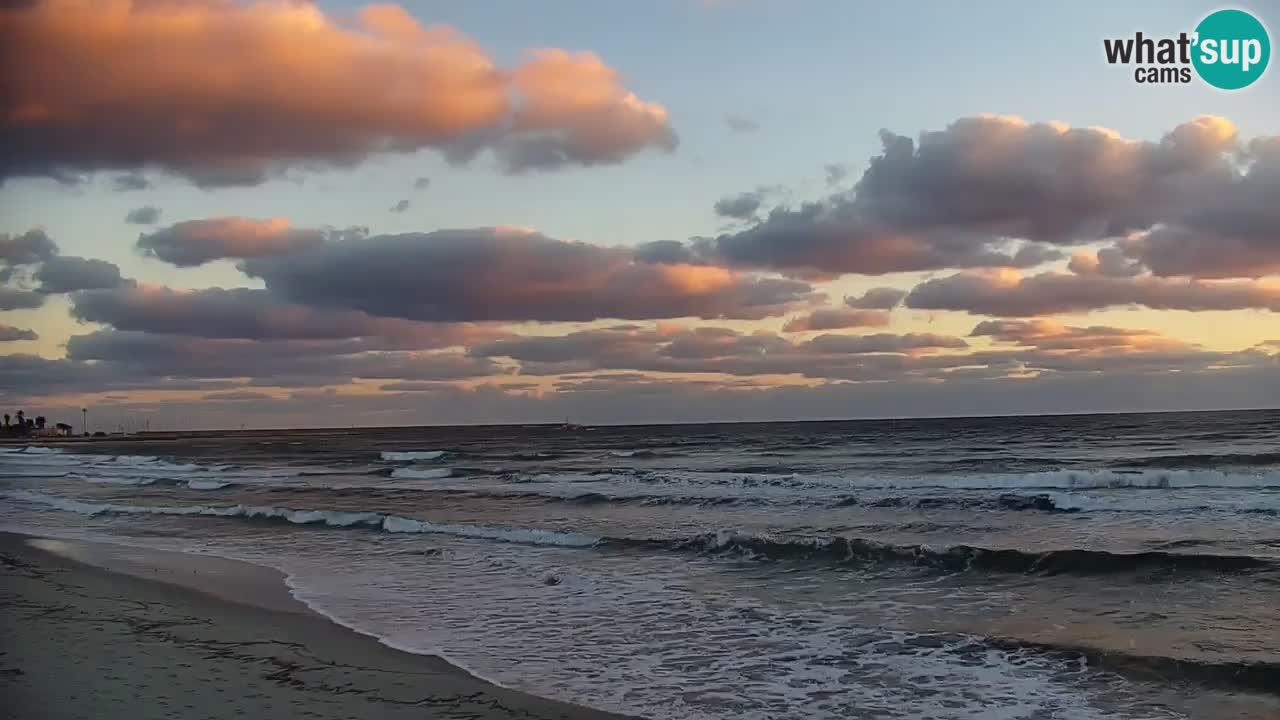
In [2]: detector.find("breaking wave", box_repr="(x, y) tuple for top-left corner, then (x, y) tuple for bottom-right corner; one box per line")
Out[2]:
(389, 467), (453, 480)
(380, 450), (448, 462)
(9, 490), (1275, 577)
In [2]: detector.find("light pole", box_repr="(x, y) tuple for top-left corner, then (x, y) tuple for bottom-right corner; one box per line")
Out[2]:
(81, 407), (87, 436)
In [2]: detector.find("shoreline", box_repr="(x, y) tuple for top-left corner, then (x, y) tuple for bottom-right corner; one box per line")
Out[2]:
(0, 531), (638, 720)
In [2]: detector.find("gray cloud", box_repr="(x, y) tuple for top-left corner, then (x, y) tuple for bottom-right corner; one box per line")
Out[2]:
(390, 199), (410, 213)
(782, 308), (889, 332)
(905, 270), (1280, 316)
(675, 116), (1252, 276)
(0, 287), (44, 310)
(845, 287), (907, 309)
(125, 206), (161, 225)
(69, 285), (498, 348)
(111, 172), (153, 192)
(414, 177), (431, 190)
(824, 164), (849, 187)
(241, 227), (819, 322)
(1, 229), (58, 267)
(0, 324), (38, 341)
(63, 330), (500, 385)
(714, 191), (766, 221)
(35, 256), (127, 294)
(726, 114), (760, 133)
(137, 218), (333, 267)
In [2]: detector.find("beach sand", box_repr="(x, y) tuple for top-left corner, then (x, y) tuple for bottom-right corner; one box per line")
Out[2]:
(0, 532), (637, 720)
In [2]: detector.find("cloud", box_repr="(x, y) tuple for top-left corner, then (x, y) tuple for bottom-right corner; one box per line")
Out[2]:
(414, 177), (431, 190)
(782, 308), (890, 332)
(241, 227), (819, 322)
(674, 115), (1251, 276)
(713, 191), (766, 220)
(110, 172), (152, 192)
(823, 164), (849, 187)
(726, 114), (760, 133)
(137, 217), (334, 267)
(125, 206), (161, 225)
(34, 256), (127, 293)
(970, 319), (1191, 352)
(0, 287), (44, 310)
(0, 229), (57, 267)
(69, 285), (498, 347)
(0, 324), (38, 341)
(202, 390), (273, 402)
(2, 1), (675, 185)
(390, 199), (410, 213)
(845, 287), (907, 309)
(905, 269), (1280, 316)
(62, 330), (500, 385)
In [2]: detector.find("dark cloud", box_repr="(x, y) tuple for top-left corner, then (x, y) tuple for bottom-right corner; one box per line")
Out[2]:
(726, 114), (760, 133)
(390, 199), (410, 213)
(673, 116), (1252, 276)
(241, 227), (819, 322)
(782, 308), (889, 332)
(845, 287), (907, 309)
(69, 285), (498, 347)
(1, 3), (675, 185)
(1, 229), (58, 267)
(0, 324), (37, 341)
(125, 206), (161, 225)
(824, 164), (849, 187)
(35, 256), (127, 294)
(111, 172), (153, 192)
(714, 191), (766, 221)
(905, 270), (1280, 316)
(63, 330), (500, 385)
(137, 218), (333, 267)
(970, 319), (1191, 352)
(0, 287), (44, 310)
(413, 177), (431, 190)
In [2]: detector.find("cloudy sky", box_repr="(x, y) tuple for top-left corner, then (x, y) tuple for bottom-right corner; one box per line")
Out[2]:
(1, 0), (1278, 429)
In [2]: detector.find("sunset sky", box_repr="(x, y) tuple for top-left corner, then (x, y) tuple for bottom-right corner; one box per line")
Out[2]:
(1, 0), (1278, 429)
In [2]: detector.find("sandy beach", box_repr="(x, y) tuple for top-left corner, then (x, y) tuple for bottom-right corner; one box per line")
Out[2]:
(0, 532), (636, 720)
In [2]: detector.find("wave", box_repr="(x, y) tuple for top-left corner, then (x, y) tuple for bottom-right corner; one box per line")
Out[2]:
(978, 635), (1280, 697)
(68, 475), (236, 491)
(389, 467), (452, 480)
(607, 449), (684, 459)
(10, 490), (1275, 578)
(883, 469), (1280, 491)
(380, 450), (447, 462)
(4, 490), (597, 547)
(1118, 451), (1280, 470)
(648, 532), (1277, 575)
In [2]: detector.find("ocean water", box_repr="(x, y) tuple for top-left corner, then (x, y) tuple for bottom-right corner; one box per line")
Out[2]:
(2, 410), (1279, 719)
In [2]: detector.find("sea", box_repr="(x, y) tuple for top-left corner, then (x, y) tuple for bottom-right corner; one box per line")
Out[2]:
(2, 410), (1279, 720)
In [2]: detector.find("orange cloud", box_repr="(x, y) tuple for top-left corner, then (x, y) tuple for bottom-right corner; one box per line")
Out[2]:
(1, 0), (676, 184)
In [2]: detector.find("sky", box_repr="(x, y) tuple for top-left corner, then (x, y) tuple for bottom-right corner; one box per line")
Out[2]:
(1, 0), (1278, 429)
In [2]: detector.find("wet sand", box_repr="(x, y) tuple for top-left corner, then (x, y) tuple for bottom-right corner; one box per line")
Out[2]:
(0, 532), (638, 720)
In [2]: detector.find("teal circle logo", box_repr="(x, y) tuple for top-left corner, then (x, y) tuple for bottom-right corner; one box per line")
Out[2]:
(1192, 9), (1270, 89)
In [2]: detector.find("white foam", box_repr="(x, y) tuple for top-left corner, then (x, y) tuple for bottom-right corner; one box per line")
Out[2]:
(381, 450), (447, 462)
(390, 467), (453, 480)
(380, 515), (600, 546)
(186, 479), (233, 491)
(5, 490), (602, 548)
